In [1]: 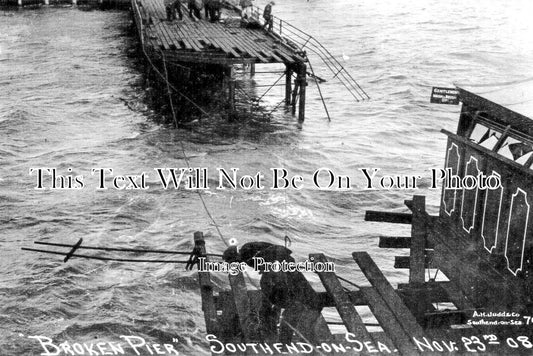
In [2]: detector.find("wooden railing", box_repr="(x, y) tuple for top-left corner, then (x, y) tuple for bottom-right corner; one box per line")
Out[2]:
(439, 104), (533, 278)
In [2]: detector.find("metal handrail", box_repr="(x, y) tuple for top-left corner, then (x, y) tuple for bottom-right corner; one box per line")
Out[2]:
(221, 0), (369, 101)
(247, 3), (369, 101)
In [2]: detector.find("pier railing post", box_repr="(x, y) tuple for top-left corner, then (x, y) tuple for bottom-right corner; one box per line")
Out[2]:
(285, 64), (292, 106)
(193, 231), (218, 335)
(297, 63), (307, 122)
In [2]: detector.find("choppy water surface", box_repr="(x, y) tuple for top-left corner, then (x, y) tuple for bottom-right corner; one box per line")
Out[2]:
(1, 1), (533, 354)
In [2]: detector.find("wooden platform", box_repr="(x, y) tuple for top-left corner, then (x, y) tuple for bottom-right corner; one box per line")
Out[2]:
(132, 0), (306, 65)
(192, 232), (433, 355)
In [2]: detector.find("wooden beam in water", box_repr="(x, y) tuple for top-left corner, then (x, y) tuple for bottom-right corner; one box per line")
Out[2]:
(310, 253), (372, 342)
(365, 211), (412, 224)
(298, 63), (306, 122)
(285, 65), (292, 106)
(378, 236), (411, 248)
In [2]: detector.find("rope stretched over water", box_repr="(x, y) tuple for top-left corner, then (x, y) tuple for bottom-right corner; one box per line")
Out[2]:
(33, 241), (222, 257)
(21, 247), (190, 264)
(159, 52), (230, 248)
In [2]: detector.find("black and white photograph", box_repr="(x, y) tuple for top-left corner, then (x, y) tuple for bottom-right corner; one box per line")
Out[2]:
(1, 0), (533, 354)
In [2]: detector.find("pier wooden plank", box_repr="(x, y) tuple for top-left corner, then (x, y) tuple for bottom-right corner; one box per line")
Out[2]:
(352, 252), (426, 339)
(360, 287), (421, 356)
(135, 0), (301, 64)
(379, 236), (412, 248)
(406, 196), (430, 284)
(217, 291), (241, 341)
(439, 281), (476, 315)
(379, 236), (435, 249)
(365, 211), (413, 224)
(228, 271), (258, 341)
(310, 254), (373, 342)
(172, 24), (196, 50)
(155, 24), (171, 50)
(394, 252), (433, 269)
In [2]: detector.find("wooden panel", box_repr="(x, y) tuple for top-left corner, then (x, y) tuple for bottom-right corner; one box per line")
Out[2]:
(311, 253), (372, 342)
(360, 287), (421, 356)
(228, 271), (257, 340)
(217, 291), (241, 341)
(438, 282), (475, 315)
(352, 252), (426, 339)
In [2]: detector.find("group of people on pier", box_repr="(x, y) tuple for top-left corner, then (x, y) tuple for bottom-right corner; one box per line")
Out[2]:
(165, 0), (222, 22)
(165, 0), (275, 31)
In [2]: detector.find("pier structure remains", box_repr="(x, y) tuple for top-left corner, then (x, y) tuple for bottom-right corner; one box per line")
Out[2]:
(2, 0), (368, 121)
(132, 0), (310, 121)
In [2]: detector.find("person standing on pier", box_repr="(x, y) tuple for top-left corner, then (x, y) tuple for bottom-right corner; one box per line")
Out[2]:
(205, 0), (221, 22)
(262, 1), (274, 31)
(222, 242), (324, 343)
(239, 0), (253, 19)
(165, 0), (184, 21)
(188, 0), (202, 19)
(204, 0), (211, 19)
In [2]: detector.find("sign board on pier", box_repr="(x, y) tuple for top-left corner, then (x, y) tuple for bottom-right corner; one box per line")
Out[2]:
(430, 87), (459, 105)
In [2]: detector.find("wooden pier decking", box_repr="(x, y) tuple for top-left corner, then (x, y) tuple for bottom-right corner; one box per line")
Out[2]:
(133, 0), (305, 65)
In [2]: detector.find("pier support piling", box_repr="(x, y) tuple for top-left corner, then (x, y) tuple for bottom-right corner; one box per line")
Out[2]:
(297, 64), (307, 122)
(285, 65), (292, 106)
(250, 62), (255, 77)
(225, 66), (235, 111)
(290, 76), (300, 115)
